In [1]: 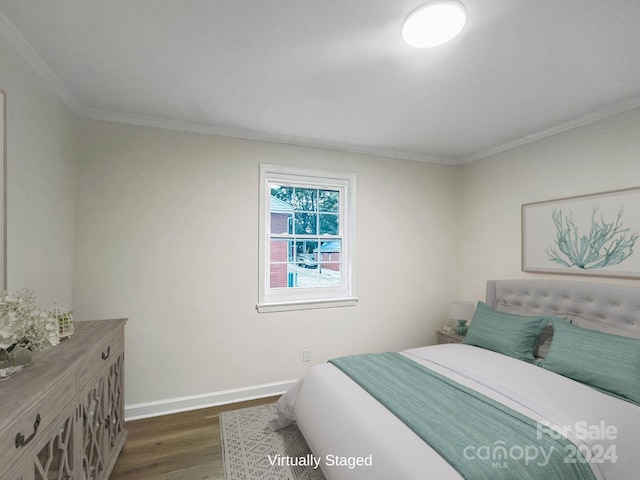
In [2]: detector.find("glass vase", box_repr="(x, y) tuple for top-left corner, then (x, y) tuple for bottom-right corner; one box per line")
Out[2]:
(0, 345), (33, 380)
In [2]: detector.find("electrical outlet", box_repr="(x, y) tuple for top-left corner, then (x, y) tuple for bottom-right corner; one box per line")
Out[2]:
(302, 348), (310, 362)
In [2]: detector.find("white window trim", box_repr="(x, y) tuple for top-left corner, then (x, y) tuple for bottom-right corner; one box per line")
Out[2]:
(257, 164), (357, 313)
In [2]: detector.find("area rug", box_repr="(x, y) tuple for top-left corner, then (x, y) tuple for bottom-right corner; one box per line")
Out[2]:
(220, 404), (326, 480)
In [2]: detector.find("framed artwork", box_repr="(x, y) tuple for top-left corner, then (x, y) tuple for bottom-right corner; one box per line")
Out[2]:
(522, 187), (640, 279)
(0, 89), (5, 290)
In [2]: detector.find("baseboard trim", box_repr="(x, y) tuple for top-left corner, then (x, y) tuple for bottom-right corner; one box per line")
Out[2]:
(124, 379), (297, 421)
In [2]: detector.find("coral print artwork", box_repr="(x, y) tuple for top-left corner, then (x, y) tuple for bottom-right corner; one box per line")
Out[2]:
(522, 188), (640, 279)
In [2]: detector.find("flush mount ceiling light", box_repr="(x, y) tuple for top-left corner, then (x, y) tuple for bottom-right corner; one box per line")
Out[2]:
(402, 1), (467, 48)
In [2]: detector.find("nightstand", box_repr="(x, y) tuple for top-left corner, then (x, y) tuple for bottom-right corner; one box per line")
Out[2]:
(437, 329), (465, 344)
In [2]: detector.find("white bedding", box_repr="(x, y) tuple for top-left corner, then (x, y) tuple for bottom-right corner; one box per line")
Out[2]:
(275, 344), (640, 480)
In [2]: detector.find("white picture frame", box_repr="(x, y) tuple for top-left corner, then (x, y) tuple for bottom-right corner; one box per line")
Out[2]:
(522, 187), (640, 279)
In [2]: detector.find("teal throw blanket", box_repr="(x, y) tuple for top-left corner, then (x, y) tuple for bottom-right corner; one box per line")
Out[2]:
(329, 353), (596, 480)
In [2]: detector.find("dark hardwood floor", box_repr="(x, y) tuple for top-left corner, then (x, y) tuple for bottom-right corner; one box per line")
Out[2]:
(110, 396), (280, 480)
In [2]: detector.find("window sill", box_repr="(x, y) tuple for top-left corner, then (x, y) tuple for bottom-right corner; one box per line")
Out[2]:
(256, 297), (358, 313)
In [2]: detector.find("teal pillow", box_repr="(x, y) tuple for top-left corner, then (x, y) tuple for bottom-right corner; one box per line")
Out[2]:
(541, 318), (640, 405)
(462, 302), (548, 362)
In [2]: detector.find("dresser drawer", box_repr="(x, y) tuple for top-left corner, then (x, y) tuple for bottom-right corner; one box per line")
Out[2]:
(0, 371), (76, 472)
(77, 331), (124, 389)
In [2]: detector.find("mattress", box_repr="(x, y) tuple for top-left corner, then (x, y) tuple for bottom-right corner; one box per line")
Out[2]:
(275, 344), (640, 480)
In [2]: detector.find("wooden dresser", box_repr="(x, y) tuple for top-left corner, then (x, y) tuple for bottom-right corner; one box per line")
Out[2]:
(0, 319), (127, 480)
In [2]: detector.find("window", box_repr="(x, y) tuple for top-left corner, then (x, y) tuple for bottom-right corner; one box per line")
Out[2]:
(257, 164), (357, 313)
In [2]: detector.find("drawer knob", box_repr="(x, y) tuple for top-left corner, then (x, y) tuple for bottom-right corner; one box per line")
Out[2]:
(102, 346), (111, 360)
(15, 413), (41, 448)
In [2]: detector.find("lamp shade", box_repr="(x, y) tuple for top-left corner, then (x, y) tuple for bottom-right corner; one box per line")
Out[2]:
(448, 301), (475, 321)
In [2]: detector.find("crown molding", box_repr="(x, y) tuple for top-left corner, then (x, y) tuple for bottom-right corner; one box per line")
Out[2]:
(3, 8), (639, 168)
(0, 9), (454, 166)
(83, 107), (456, 165)
(458, 95), (640, 164)
(0, 10), (83, 115)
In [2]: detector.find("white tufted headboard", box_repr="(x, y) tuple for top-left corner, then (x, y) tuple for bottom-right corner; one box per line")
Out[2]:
(485, 279), (640, 336)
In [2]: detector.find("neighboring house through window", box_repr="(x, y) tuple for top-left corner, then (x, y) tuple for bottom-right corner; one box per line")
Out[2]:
(257, 164), (357, 313)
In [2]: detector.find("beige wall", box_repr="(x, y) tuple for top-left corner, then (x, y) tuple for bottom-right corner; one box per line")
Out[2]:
(73, 120), (459, 410)
(0, 34), (77, 305)
(5, 24), (640, 416)
(458, 107), (640, 302)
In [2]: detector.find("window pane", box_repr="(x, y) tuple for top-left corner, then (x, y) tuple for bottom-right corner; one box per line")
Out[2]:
(269, 263), (288, 288)
(292, 265), (317, 287)
(319, 240), (341, 284)
(287, 263), (300, 287)
(270, 186), (294, 234)
(269, 238), (291, 263)
(271, 185), (293, 205)
(318, 267), (341, 286)
(319, 214), (339, 235)
(293, 188), (317, 211)
(319, 240), (341, 254)
(286, 263), (342, 288)
(319, 189), (339, 212)
(294, 212), (317, 235)
(270, 212), (292, 234)
(295, 240), (318, 268)
(297, 263), (341, 287)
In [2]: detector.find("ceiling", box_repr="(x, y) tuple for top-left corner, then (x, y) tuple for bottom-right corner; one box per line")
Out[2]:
(1, 0), (640, 165)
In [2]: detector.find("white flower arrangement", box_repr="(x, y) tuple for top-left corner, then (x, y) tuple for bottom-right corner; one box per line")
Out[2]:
(0, 289), (61, 351)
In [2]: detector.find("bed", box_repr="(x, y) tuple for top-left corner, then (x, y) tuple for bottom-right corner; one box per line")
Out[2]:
(273, 279), (640, 479)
